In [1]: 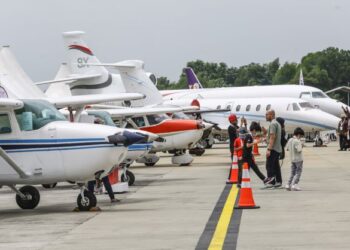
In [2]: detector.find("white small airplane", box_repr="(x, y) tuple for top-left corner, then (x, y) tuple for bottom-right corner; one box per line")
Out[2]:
(0, 46), (159, 181)
(162, 67), (349, 118)
(44, 31), (210, 166)
(0, 98), (145, 211)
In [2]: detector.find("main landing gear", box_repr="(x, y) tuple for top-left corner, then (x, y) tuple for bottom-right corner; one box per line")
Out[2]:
(136, 153), (160, 167)
(8, 183), (97, 211)
(120, 164), (135, 186)
(171, 150), (193, 166)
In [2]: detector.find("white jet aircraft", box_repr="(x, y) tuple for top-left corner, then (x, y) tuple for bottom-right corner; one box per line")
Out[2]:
(0, 98), (145, 211)
(164, 97), (340, 137)
(162, 68), (349, 118)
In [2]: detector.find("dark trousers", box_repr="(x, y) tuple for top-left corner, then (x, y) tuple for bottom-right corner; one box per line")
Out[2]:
(88, 176), (115, 200)
(238, 158), (266, 184)
(266, 150), (282, 183)
(245, 157), (266, 181)
(340, 134), (347, 150)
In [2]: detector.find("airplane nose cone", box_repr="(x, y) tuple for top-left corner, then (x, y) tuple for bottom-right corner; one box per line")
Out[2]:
(108, 130), (147, 147)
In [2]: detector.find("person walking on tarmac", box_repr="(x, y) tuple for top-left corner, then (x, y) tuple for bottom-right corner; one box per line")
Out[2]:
(228, 114), (239, 160)
(264, 110), (283, 188)
(338, 114), (348, 151)
(233, 129), (244, 187)
(240, 127), (266, 187)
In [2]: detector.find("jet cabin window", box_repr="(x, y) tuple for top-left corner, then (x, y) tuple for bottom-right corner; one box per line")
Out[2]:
(0, 113), (12, 134)
(15, 100), (66, 131)
(236, 105), (241, 112)
(292, 103), (300, 111)
(256, 104), (261, 111)
(299, 102), (314, 109)
(131, 117), (146, 127)
(312, 91), (327, 98)
(266, 104), (271, 111)
(246, 105), (251, 111)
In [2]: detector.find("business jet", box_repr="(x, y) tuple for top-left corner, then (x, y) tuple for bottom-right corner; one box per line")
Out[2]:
(162, 67), (348, 117)
(0, 97), (144, 211)
(163, 97), (340, 137)
(44, 31), (210, 166)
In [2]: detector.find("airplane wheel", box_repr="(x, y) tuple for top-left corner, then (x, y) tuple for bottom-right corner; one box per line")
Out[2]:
(145, 162), (156, 167)
(42, 183), (57, 189)
(180, 163), (191, 166)
(77, 190), (97, 211)
(121, 170), (135, 186)
(16, 186), (40, 209)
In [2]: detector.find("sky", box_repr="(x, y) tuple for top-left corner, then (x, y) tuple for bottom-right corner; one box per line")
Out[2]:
(0, 0), (349, 82)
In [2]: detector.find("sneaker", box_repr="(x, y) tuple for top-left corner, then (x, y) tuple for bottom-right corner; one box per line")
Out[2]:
(111, 198), (121, 203)
(274, 182), (282, 188)
(264, 177), (275, 185)
(291, 185), (301, 191)
(285, 184), (291, 191)
(237, 184), (241, 188)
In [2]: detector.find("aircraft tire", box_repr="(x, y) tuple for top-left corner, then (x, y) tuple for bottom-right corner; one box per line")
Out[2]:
(42, 183), (57, 189)
(16, 186), (40, 209)
(77, 190), (97, 211)
(145, 162), (156, 167)
(121, 170), (135, 186)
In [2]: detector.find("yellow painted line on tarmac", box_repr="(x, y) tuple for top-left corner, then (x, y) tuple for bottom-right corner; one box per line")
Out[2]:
(208, 185), (239, 250)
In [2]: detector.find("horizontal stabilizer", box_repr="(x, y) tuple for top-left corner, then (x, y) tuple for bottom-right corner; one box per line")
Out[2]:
(46, 93), (145, 109)
(35, 74), (102, 86)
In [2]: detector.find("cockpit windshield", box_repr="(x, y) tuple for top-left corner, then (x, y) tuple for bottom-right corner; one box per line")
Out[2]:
(15, 100), (66, 131)
(299, 102), (314, 110)
(147, 114), (168, 125)
(312, 91), (327, 98)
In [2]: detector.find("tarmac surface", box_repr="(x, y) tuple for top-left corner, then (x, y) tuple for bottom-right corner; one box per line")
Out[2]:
(0, 142), (349, 250)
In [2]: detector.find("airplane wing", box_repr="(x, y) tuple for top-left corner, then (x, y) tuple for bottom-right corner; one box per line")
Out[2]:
(45, 93), (145, 109)
(35, 74), (101, 86)
(0, 98), (23, 109)
(325, 86), (350, 94)
(92, 106), (199, 118)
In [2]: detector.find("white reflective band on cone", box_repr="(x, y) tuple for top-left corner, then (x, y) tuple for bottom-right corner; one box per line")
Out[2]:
(232, 162), (238, 169)
(242, 169), (250, 179)
(241, 181), (251, 188)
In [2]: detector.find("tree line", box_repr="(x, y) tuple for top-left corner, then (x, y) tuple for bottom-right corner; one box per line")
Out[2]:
(157, 47), (350, 103)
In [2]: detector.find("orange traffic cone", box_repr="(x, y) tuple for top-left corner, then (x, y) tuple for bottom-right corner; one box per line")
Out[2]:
(226, 152), (238, 184)
(108, 167), (119, 185)
(253, 137), (260, 156)
(235, 162), (260, 209)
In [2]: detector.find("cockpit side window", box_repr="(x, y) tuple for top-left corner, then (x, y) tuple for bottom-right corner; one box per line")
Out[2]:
(299, 102), (314, 109)
(146, 114), (167, 126)
(131, 116), (146, 127)
(0, 113), (12, 134)
(299, 92), (311, 99)
(312, 91), (327, 98)
(15, 100), (66, 131)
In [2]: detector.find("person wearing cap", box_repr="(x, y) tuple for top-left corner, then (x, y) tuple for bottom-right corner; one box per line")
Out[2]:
(228, 114), (239, 160)
(233, 129), (244, 187)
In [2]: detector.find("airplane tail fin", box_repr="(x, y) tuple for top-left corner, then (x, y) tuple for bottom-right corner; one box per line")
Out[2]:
(184, 67), (203, 89)
(62, 31), (113, 95)
(113, 60), (163, 106)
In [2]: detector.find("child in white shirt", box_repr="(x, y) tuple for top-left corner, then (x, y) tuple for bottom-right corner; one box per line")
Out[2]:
(285, 127), (304, 191)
